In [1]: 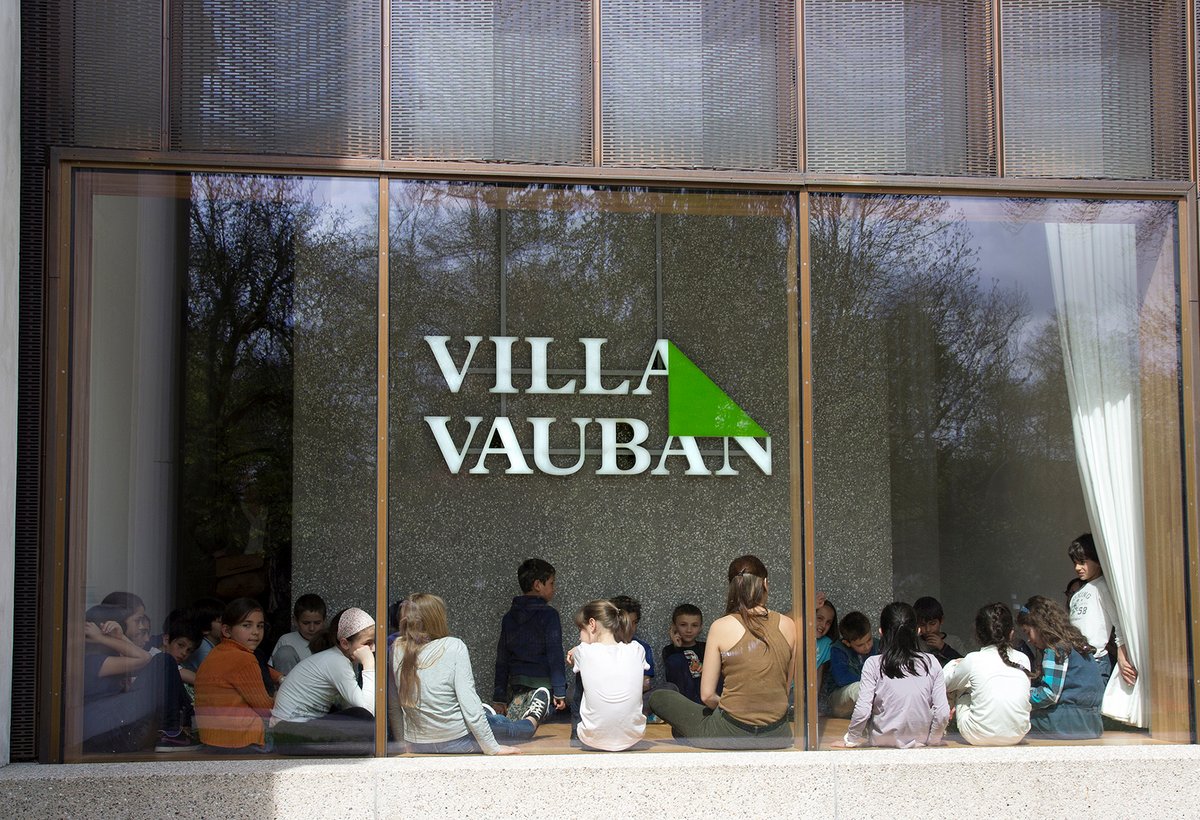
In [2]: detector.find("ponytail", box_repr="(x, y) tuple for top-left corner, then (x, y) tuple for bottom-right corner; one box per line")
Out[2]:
(725, 555), (770, 645)
(576, 600), (633, 642)
(878, 602), (927, 679)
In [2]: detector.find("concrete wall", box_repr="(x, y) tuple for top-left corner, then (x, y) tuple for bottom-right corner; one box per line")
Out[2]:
(5, 746), (1200, 818)
(0, 0), (19, 769)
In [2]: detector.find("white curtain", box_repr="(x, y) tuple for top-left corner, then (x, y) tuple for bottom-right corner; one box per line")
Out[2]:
(1045, 221), (1148, 728)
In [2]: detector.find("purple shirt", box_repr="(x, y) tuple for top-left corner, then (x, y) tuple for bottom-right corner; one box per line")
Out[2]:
(845, 653), (950, 748)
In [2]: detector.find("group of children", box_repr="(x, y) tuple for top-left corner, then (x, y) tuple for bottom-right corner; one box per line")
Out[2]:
(818, 533), (1134, 748)
(81, 532), (1130, 755)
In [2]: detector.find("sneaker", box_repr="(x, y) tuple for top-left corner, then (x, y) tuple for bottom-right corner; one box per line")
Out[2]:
(646, 712), (664, 725)
(154, 729), (199, 752)
(519, 687), (552, 727)
(481, 702), (497, 717)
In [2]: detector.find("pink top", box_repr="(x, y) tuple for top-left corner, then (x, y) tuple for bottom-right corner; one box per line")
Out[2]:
(845, 653), (950, 748)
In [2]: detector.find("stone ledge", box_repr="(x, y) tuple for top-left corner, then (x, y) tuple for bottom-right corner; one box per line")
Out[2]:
(5, 745), (1200, 818)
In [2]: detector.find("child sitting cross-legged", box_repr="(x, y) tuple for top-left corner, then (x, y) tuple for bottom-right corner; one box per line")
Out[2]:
(943, 603), (1032, 746)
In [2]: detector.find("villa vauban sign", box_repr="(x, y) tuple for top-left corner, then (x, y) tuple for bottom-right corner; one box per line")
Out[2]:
(423, 336), (771, 477)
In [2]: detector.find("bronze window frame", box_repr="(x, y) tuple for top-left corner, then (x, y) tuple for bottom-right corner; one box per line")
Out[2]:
(40, 148), (1200, 760)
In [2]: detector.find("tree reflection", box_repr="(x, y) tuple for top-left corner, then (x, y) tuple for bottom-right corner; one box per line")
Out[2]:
(180, 174), (377, 615)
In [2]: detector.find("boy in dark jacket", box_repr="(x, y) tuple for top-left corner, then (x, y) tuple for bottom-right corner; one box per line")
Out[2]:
(493, 558), (567, 719)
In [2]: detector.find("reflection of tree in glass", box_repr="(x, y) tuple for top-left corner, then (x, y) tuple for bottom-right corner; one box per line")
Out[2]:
(810, 194), (1081, 619)
(181, 174), (377, 611)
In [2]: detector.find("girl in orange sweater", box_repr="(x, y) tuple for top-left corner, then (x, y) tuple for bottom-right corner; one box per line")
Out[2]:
(195, 598), (279, 752)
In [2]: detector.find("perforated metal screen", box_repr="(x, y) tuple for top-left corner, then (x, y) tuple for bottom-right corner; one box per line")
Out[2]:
(72, 0), (162, 149)
(172, 0), (382, 157)
(601, 0), (797, 170)
(1003, 0), (1189, 180)
(391, 0), (592, 164)
(805, 0), (995, 176)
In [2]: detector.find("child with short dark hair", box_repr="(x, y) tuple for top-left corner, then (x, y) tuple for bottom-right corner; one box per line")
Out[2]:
(493, 558), (567, 719)
(1067, 533), (1137, 687)
(913, 596), (962, 666)
(184, 597), (225, 672)
(662, 603), (705, 705)
(270, 593), (327, 675)
(827, 610), (876, 718)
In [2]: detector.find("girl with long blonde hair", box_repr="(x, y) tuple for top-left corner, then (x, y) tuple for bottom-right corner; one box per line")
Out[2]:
(393, 593), (550, 754)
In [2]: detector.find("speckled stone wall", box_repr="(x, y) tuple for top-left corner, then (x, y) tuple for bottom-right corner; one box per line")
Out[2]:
(386, 185), (795, 698)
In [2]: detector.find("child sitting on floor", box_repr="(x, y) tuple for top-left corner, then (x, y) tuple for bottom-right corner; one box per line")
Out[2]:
(1019, 595), (1104, 740)
(195, 598), (277, 753)
(570, 600), (648, 751)
(943, 603), (1031, 746)
(270, 593), (327, 675)
(662, 604), (705, 705)
(827, 610), (876, 718)
(836, 602), (949, 749)
(394, 593), (548, 755)
(914, 596), (962, 666)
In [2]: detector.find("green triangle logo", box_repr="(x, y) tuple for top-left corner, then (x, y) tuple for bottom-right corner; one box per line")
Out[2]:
(667, 341), (767, 438)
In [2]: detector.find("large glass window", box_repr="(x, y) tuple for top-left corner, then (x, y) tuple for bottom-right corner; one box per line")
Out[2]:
(386, 183), (797, 753)
(810, 193), (1186, 745)
(66, 171), (379, 759)
(58, 173), (1192, 760)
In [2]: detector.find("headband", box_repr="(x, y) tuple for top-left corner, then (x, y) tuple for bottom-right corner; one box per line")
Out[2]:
(337, 607), (375, 641)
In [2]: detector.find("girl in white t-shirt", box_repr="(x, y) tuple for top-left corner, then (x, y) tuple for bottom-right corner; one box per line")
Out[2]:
(569, 600), (648, 751)
(943, 603), (1032, 746)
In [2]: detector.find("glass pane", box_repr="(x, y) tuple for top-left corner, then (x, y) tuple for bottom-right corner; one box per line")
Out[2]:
(388, 183), (796, 753)
(68, 171), (379, 759)
(810, 193), (1185, 747)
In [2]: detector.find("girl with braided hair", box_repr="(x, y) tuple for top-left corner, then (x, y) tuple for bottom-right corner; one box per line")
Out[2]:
(944, 602), (1032, 746)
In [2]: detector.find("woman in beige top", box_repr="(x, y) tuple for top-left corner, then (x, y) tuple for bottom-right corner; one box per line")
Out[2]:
(649, 555), (796, 749)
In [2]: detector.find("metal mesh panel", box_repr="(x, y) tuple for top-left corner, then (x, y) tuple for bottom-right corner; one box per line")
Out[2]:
(805, 0), (995, 176)
(601, 0), (797, 170)
(172, 1), (382, 157)
(1004, 0), (1188, 180)
(391, 0), (592, 164)
(14, 0), (74, 761)
(72, 0), (162, 149)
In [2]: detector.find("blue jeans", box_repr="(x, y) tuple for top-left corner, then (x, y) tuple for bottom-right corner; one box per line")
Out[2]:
(409, 713), (534, 754)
